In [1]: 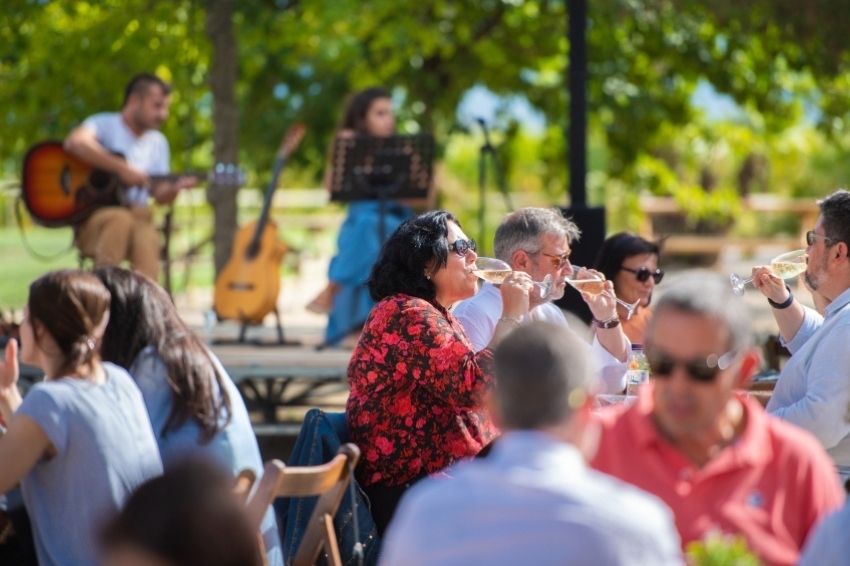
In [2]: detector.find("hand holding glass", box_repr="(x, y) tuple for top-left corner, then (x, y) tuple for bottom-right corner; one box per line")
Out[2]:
(729, 249), (808, 296)
(567, 264), (639, 320)
(473, 258), (552, 298)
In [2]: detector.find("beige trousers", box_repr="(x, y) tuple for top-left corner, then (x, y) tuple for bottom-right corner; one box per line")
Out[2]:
(75, 206), (160, 280)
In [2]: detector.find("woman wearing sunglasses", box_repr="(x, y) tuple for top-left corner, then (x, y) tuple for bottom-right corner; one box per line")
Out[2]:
(346, 210), (533, 536)
(594, 232), (664, 344)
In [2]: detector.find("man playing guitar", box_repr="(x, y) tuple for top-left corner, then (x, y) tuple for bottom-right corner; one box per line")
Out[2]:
(63, 72), (196, 280)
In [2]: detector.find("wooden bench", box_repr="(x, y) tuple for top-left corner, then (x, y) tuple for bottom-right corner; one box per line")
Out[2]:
(639, 195), (820, 257)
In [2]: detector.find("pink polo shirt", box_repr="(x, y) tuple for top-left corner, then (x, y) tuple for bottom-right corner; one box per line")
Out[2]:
(592, 384), (844, 566)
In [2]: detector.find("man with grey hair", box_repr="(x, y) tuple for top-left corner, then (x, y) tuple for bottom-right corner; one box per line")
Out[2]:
(752, 189), (850, 485)
(380, 322), (684, 566)
(592, 271), (843, 566)
(454, 207), (631, 393)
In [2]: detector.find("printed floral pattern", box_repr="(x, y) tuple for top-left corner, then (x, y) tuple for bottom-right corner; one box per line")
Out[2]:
(346, 294), (498, 487)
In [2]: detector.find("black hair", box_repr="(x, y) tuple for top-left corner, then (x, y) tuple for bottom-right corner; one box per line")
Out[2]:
(367, 210), (458, 303)
(123, 73), (172, 107)
(593, 232), (661, 284)
(95, 267), (231, 444)
(339, 87), (393, 134)
(101, 458), (261, 566)
(819, 189), (850, 248)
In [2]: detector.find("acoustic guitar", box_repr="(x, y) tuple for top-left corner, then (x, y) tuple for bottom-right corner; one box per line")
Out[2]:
(214, 124), (306, 324)
(21, 141), (244, 227)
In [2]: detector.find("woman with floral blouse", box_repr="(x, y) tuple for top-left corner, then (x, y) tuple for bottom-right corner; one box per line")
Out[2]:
(346, 210), (533, 534)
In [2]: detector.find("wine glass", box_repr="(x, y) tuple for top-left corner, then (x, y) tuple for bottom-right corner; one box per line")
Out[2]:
(473, 257), (552, 298)
(730, 249), (808, 296)
(566, 264), (640, 320)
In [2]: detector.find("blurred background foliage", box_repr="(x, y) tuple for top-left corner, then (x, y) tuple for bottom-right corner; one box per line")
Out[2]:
(2, 0), (850, 237)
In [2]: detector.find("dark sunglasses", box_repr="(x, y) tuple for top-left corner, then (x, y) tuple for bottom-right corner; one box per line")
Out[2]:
(646, 349), (738, 383)
(620, 266), (665, 284)
(538, 251), (571, 270)
(806, 230), (837, 247)
(449, 238), (476, 257)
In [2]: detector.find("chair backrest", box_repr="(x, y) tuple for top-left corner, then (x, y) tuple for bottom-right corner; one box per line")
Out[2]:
(247, 443), (360, 566)
(233, 467), (258, 505)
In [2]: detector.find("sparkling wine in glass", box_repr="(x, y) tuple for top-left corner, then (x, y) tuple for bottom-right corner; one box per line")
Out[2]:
(566, 264), (639, 320)
(473, 257), (552, 298)
(730, 249), (808, 296)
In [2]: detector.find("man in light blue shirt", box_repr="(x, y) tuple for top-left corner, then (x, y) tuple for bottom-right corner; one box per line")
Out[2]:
(753, 189), (850, 484)
(380, 322), (683, 566)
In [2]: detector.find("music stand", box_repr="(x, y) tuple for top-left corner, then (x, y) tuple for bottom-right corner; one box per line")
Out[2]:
(329, 133), (434, 242)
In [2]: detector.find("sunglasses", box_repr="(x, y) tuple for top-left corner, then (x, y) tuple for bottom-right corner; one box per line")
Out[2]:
(538, 251), (571, 270)
(448, 238), (476, 257)
(620, 266), (665, 284)
(646, 349), (738, 383)
(806, 230), (837, 247)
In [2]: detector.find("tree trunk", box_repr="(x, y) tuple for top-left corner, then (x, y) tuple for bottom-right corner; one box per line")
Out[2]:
(205, 0), (239, 277)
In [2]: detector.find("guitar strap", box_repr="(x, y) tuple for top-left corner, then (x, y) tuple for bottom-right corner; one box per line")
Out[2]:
(14, 197), (74, 262)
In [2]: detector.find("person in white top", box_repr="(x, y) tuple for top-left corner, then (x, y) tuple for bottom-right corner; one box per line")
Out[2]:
(380, 322), (683, 566)
(64, 73), (196, 280)
(454, 207), (631, 393)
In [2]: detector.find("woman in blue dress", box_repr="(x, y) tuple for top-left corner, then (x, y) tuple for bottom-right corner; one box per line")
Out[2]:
(307, 87), (425, 345)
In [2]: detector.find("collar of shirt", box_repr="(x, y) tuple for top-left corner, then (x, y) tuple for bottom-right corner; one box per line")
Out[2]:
(627, 382), (773, 473)
(486, 430), (588, 475)
(824, 286), (850, 319)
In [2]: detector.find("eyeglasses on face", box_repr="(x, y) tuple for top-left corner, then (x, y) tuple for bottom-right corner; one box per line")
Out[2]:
(448, 238), (476, 257)
(806, 230), (837, 247)
(537, 251), (571, 270)
(620, 266), (665, 284)
(646, 349), (738, 383)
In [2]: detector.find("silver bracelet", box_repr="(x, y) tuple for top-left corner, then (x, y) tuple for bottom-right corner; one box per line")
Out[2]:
(498, 315), (523, 327)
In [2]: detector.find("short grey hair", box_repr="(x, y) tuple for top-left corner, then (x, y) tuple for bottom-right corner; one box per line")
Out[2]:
(493, 208), (581, 264)
(649, 270), (753, 352)
(494, 322), (594, 430)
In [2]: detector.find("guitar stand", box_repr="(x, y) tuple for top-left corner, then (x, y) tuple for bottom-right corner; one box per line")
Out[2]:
(213, 307), (301, 347)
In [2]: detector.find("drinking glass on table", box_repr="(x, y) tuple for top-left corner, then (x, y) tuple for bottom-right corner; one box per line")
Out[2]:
(473, 257), (552, 298)
(566, 264), (639, 320)
(730, 249), (808, 296)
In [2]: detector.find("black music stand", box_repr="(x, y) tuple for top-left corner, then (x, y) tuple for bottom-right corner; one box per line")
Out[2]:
(329, 133), (434, 243)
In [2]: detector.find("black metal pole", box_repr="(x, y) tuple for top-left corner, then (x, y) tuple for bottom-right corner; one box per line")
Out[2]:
(568, 0), (587, 208)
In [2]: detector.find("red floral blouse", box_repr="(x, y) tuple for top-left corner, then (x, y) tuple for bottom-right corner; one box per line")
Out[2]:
(346, 293), (499, 487)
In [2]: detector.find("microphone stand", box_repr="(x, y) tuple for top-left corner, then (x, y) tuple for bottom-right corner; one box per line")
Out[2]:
(476, 119), (514, 250)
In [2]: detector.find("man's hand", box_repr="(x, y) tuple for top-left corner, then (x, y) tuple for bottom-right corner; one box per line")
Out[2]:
(575, 267), (618, 321)
(117, 163), (150, 188)
(751, 266), (790, 304)
(499, 271), (533, 320)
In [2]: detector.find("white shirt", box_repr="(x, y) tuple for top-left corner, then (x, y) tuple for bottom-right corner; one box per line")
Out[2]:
(81, 112), (170, 206)
(380, 431), (684, 566)
(454, 282), (629, 393)
(767, 286), (850, 481)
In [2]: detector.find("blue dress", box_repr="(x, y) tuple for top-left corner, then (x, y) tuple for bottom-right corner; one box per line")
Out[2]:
(325, 200), (412, 345)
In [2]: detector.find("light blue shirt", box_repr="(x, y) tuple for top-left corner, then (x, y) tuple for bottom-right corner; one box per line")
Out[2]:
(129, 346), (283, 566)
(799, 498), (850, 566)
(17, 363), (163, 566)
(380, 430), (683, 566)
(768, 286), (850, 480)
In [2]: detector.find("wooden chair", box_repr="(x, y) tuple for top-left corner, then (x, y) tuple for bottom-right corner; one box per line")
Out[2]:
(246, 444), (360, 566)
(233, 468), (258, 505)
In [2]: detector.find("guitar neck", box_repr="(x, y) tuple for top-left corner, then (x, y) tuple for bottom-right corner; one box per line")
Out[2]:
(149, 172), (206, 184)
(247, 156), (287, 256)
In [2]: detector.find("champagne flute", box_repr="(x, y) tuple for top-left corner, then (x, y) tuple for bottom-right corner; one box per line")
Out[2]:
(730, 249), (808, 296)
(473, 257), (552, 298)
(567, 264), (639, 320)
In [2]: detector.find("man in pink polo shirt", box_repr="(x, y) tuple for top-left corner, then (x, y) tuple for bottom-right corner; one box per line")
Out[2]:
(592, 270), (844, 566)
